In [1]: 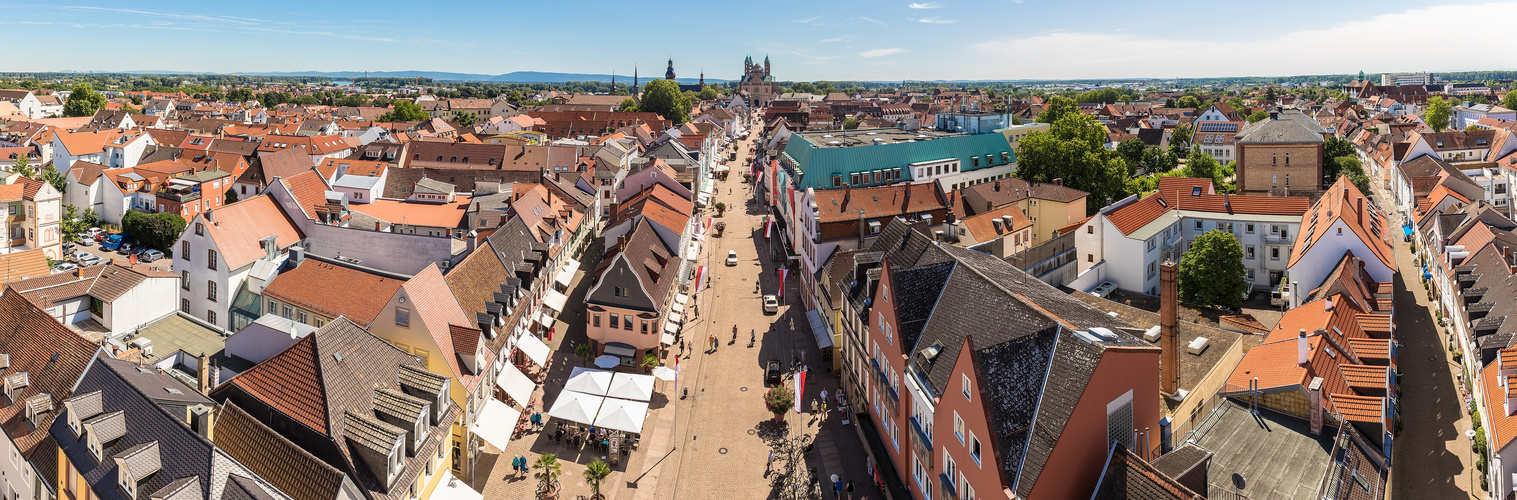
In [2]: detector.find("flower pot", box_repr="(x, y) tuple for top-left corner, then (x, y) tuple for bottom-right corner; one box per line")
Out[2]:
(774, 412), (786, 421)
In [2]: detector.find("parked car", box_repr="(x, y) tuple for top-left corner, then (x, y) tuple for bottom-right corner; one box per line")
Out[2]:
(53, 262), (78, 273)
(765, 359), (782, 385)
(61, 243), (76, 255)
(115, 242), (135, 255)
(139, 249), (164, 262)
(83, 227), (103, 239)
(763, 294), (778, 313)
(726, 250), (738, 266)
(76, 236), (93, 246)
(102, 233), (134, 251)
(76, 252), (102, 266)
(1090, 281), (1117, 298)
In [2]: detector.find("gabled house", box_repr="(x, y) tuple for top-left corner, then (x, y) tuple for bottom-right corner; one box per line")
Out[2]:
(5, 263), (178, 336)
(0, 292), (100, 500)
(210, 319), (457, 500)
(0, 173), (64, 260)
(1284, 177), (1396, 307)
(173, 195), (305, 331)
(585, 217), (681, 364)
(255, 253), (407, 329)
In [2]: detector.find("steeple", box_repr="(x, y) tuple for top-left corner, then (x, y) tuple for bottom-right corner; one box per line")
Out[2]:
(665, 58), (676, 80)
(634, 66), (638, 91)
(699, 69), (704, 87)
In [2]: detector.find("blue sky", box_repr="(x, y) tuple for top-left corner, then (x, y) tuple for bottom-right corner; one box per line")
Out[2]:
(5, 0), (1512, 81)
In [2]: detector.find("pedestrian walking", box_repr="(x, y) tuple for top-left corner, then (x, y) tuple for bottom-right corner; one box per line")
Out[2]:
(833, 475), (843, 500)
(820, 389), (828, 403)
(767, 450), (775, 474)
(811, 398), (819, 414)
(846, 480), (855, 500)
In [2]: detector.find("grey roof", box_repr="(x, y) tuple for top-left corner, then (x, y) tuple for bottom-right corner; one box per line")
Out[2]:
(342, 410), (404, 454)
(223, 474), (279, 500)
(109, 363), (210, 406)
(65, 390), (104, 420)
(85, 410), (128, 443)
(150, 476), (203, 500)
(332, 174), (383, 190)
(1149, 443), (1213, 485)
(1236, 110), (1326, 144)
(1190, 399), (1335, 499)
(115, 440), (162, 481)
(372, 388), (427, 428)
(413, 177), (454, 195)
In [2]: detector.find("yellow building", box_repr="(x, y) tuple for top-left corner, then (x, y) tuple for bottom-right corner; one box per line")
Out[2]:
(958, 177), (1088, 245)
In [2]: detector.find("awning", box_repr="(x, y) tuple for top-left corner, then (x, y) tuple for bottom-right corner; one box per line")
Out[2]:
(430, 472), (484, 500)
(593, 398), (650, 434)
(470, 399), (521, 450)
(554, 258), (580, 287)
(517, 334), (551, 367)
(603, 343), (637, 358)
(661, 331), (676, 346)
(670, 301), (684, 313)
(537, 310), (554, 326)
(674, 294), (689, 305)
(565, 367), (613, 396)
(805, 309), (834, 350)
(607, 373), (655, 401)
(495, 363), (536, 407)
(685, 241), (701, 261)
(548, 390), (603, 426)
(666, 310), (682, 324)
(542, 289), (569, 312)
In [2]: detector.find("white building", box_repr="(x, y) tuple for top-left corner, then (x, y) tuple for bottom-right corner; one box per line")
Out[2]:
(1283, 177), (1397, 306)
(173, 195), (304, 330)
(0, 90), (42, 119)
(1380, 72), (1435, 86)
(3, 263), (179, 335)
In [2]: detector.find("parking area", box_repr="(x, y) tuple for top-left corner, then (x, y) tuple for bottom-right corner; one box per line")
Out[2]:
(63, 236), (172, 273)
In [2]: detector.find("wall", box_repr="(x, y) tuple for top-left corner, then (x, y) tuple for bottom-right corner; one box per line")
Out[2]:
(225, 321), (306, 364)
(584, 306), (662, 353)
(863, 258), (912, 492)
(1026, 346), (1161, 499)
(1167, 336), (1247, 439)
(1285, 218), (1395, 305)
(45, 296), (89, 326)
(104, 275), (177, 335)
(1237, 142), (1325, 193)
(265, 181), (454, 276)
(0, 432), (41, 500)
(1022, 197), (1086, 244)
(929, 335), (1007, 500)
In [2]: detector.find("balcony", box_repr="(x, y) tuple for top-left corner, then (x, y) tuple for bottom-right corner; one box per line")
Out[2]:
(5, 213), (23, 223)
(156, 190), (201, 203)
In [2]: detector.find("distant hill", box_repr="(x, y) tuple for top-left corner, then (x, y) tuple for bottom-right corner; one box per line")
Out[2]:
(205, 70), (725, 84)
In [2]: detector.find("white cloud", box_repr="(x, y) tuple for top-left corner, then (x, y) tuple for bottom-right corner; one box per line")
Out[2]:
(819, 37), (846, 43)
(860, 48), (905, 58)
(792, 15), (823, 23)
(858, 16), (888, 26)
(909, 2), (942, 8)
(963, 2), (1517, 79)
(914, 16), (956, 24)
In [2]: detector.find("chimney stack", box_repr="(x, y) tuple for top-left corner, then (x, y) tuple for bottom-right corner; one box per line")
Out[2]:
(1356, 196), (1363, 219)
(197, 352), (211, 395)
(189, 404), (213, 439)
(1160, 261), (1180, 395)
(1297, 329), (1309, 367)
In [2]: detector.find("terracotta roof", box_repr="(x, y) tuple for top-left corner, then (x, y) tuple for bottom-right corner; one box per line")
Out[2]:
(1484, 361), (1517, 448)
(812, 182), (947, 224)
(10, 263), (174, 307)
(1347, 338), (1390, 360)
(398, 265), (488, 390)
(67, 160), (111, 185)
(200, 195), (305, 270)
(959, 203), (1033, 244)
(1332, 393), (1384, 423)
(353, 197), (471, 229)
(0, 292), (99, 461)
(1057, 215), (1093, 237)
(261, 259), (406, 328)
(1106, 195), (1171, 235)
(316, 158), (387, 180)
(0, 249), (50, 284)
(276, 170), (330, 221)
(1339, 364), (1388, 390)
(224, 328), (329, 433)
(212, 402), (347, 500)
(1093, 444), (1205, 500)
(258, 147), (316, 182)
(1287, 176), (1394, 270)
(1218, 314), (1269, 334)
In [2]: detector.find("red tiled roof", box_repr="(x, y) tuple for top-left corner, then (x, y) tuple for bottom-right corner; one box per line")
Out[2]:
(1288, 176), (1394, 270)
(201, 195), (305, 269)
(276, 170), (330, 221)
(1332, 394), (1384, 424)
(1105, 195), (1170, 235)
(1339, 364), (1388, 390)
(1484, 361), (1517, 448)
(960, 203), (1032, 243)
(226, 333), (328, 433)
(261, 260), (405, 328)
(812, 182), (947, 224)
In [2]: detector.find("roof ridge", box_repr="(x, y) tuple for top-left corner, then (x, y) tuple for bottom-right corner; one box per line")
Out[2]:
(96, 358), (216, 447)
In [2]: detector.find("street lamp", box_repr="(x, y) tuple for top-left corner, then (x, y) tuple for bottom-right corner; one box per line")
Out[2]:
(1468, 428), (1478, 495)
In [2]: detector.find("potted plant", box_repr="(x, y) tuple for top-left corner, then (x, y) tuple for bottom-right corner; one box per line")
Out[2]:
(641, 354), (660, 373)
(534, 454), (562, 499)
(764, 385), (794, 420)
(583, 458), (611, 500)
(714, 202), (727, 216)
(575, 344), (595, 367)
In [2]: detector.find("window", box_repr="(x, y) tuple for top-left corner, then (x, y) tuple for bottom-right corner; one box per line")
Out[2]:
(969, 432), (982, 465)
(207, 249), (217, 270)
(833, 175), (843, 188)
(971, 157), (979, 167)
(1087, 253), (1094, 262)
(961, 478), (976, 500)
(1146, 238), (1156, 251)
(1271, 225), (1280, 234)
(1271, 247), (1280, 260)
(1272, 154), (1277, 166)
(396, 307), (411, 327)
(1285, 153), (1290, 165)
(181, 271), (189, 290)
(1246, 223), (1255, 233)
(942, 451), (958, 497)
(962, 374), (971, 400)
(1246, 245), (1256, 259)
(954, 412), (965, 443)
(1147, 261), (1157, 278)
(182, 241), (190, 260)
(885, 323), (893, 343)
(1107, 397), (1135, 453)
(610, 314), (619, 329)
(297, 311), (307, 324)
(1193, 220), (1202, 230)
(1087, 225), (1094, 234)
(195, 223), (204, 236)
(268, 300), (278, 314)
(912, 453), (929, 496)
(207, 310), (217, 326)
(181, 298), (189, 313)
(207, 281), (217, 302)
(593, 314), (601, 327)
(624, 317), (632, 330)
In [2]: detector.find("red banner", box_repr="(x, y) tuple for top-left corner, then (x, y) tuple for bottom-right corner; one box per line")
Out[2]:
(778, 269), (788, 298)
(693, 265), (708, 294)
(795, 365), (807, 413)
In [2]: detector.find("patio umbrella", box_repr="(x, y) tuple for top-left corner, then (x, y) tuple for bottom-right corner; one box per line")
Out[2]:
(651, 366), (677, 381)
(607, 373), (655, 401)
(564, 367), (613, 396)
(594, 355), (621, 368)
(548, 390), (603, 425)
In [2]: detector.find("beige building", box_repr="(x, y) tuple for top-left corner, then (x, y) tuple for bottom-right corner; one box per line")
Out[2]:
(996, 122), (1050, 151)
(0, 172), (62, 260)
(957, 177), (1088, 244)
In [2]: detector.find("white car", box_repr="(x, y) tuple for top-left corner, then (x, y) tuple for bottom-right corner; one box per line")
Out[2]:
(76, 252), (102, 266)
(1090, 281), (1117, 298)
(726, 250), (738, 266)
(52, 262), (78, 273)
(763, 295), (778, 313)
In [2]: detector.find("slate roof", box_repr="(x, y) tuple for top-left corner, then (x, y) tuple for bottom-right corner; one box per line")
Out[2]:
(961, 178), (1089, 211)
(52, 356), (291, 500)
(0, 292), (99, 461)
(1236, 110), (1327, 144)
(1092, 443), (1204, 500)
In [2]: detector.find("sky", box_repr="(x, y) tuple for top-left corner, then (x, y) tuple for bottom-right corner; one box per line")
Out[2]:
(5, 0), (1515, 82)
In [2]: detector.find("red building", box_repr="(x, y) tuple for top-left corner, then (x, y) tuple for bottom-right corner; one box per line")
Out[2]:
(844, 219), (1161, 499)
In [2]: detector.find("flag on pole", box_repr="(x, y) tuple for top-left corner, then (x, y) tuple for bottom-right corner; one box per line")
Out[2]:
(765, 217), (773, 238)
(692, 265), (708, 294)
(794, 365), (807, 413)
(778, 269), (788, 298)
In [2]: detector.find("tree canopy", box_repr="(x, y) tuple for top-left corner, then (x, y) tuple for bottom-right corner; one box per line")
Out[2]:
(697, 86), (719, 101)
(1178, 229), (1249, 309)
(1503, 92), (1517, 112)
(1246, 110), (1268, 123)
(639, 79), (691, 124)
(1426, 96), (1452, 132)
(454, 111), (478, 128)
(378, 100), (429, 122)
(1016, 107), (1132, 214)
(62, 83), (106, 117)
(1035, 96), (1078, 123)
(617, 98), (639, 112)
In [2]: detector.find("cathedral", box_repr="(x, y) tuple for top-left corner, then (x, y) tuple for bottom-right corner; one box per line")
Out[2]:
(739, 55), (777, 107)
(665, 59), (706, 92)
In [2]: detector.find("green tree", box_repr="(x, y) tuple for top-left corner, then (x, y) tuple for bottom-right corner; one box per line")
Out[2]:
(120, 211), (187, 252)
(1426, 96), (1452, 132)
(1169, 123), (1193, 152)
(40, 166), (66, 193)
(1503, 92), (1517, 111)
(1333, 158), (1372, 194)
(1035, 95), (1077, 123)
(697, 86), (719, 101)
(765, 385), (795, 414)
(63, 83), (107, 117)
(1246, 110), (1268, 123)
(1116, 138), (1146, 167)
(1016, 111), (1132, 214)
(1182, 152), (1225, 186)
(639, 79), (691, 124)
(10, 155), (34, 178)
(377, 100), (429, 122)
(223, 187), (239, 204)
(1177, 229), (1249, 309)
(617, 98), (639, 112)
(1164, 98), (1176, 108)
(533, 454), (562, 497)
(583, 458), (612, 500)
(129, 95), (144, 105)
(575, 343), (595, 366)
(1140, 146), (1179, 174)
(843, 118), (860, 130)
(1323, 136), (1356, 166)
(1176, 95), (1201, 109)
(1264, 87), (1277, 104)
(60, 205), (98, 242)
(455, 111), (478, 128)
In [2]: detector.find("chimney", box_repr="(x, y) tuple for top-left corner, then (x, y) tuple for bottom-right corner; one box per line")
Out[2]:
(1308, 377), (1324, 434)
(1053, 178), (1063, 186)
(1160, 262), (1180, 395)
(189, 404), (213, 438)
(1356, 196), (1363, 219)
(1324, 297), (1333, 311)
(467, 230), (479, 254)
(1297, 329), (1309, 366)
(197, 352), (211, 395)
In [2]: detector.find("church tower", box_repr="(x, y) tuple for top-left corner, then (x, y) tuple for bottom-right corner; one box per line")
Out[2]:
(764, 55), (770, 76)
(665, 58), (676, 80)
(699, 70), (704, 87)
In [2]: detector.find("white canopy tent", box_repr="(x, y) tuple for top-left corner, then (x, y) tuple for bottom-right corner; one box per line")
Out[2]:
(517, 334), (551, 367)
(554, 258), (580, 288)
(674, 293), (689, 306)
(593, 398), (650, 434)
(542, 289), (569, 313)
(548, 390), (603, 426)
(565, 367), (613, 396)
(429, 472), (484, 500)
(495, 363), (536, 407)
(470, 399), (522, 450)
(606, 372), (655, 402)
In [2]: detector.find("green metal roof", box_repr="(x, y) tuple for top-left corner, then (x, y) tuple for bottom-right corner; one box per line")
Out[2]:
(781, 130), (1015, 189)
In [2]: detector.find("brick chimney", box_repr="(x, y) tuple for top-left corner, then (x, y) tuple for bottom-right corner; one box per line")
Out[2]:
(197, 352), (211, 395)
(1160, 261), (1179, 395)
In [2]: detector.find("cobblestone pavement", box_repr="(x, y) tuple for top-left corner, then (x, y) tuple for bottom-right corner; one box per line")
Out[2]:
(1372, 178), (1479, 498)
